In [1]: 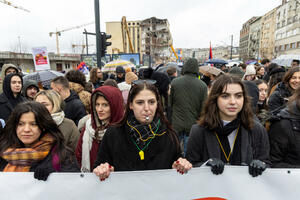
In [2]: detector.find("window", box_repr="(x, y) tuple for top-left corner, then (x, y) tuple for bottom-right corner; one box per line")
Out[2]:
(282, 20), (286, 26)
(287, 17), (292, 24)
(285, 44), (289, 50)
(277, 22), (281, 29)
(297, 41), (300, 48)
(291, 43), (296, 49)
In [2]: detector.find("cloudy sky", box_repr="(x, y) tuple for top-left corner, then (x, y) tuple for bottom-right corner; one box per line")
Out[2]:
(1, 0), (282, 54)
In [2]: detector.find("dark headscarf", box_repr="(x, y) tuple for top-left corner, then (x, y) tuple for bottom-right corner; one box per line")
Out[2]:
(3, 73), (24, 108)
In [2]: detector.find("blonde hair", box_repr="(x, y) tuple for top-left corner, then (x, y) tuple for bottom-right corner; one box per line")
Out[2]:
(34, 90), (63, 114)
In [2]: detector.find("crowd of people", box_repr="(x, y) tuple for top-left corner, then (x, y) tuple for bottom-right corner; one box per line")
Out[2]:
(0, 57), (299, 181)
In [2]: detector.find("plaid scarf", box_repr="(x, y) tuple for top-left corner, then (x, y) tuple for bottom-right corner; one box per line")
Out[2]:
(1, 134), (54, 172)
(126, 113), (167, 148)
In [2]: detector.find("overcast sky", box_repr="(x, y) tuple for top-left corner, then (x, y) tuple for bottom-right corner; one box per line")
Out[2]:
(1, 0), (282, 54)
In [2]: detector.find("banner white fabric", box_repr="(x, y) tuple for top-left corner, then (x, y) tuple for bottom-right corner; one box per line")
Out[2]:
(32, 46), (51, 71)
(0, 166), (299, 200)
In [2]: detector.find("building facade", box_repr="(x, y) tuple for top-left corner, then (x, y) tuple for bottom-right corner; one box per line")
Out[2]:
(248, 17), (262, 60)
(0, 51), (80, 73)
(260, 7), (278, 60)
(239, 17), (259, 61)
(274, 0), (300, 57)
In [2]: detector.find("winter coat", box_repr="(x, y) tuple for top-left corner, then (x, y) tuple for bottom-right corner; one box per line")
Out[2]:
(0, 73), (26, 122)
(186, 121), (270, 166)
(89, 80), (103, 90)
(268, 82), (292, 112)
(0, 147), (79, 172)
(269, 102), (300, 168)
(64, 90), (86, 126)
(75, 86), (124, 171)
(93, 124), (181, 171)
(0, 64), (19, 93)
(69, 81), (91, 114)
(58, 118), (80, 151)
(170, 58), (208, 135)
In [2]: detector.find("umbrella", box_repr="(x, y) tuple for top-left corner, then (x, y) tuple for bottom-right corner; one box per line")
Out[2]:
(205, 59), (228, 65)
(23, 70), (64, 89)
(245, 60), (257, 65)
(156, 63), (182, 76)
(199, 65), (224, 76)
(272, 54), (300, 67)
(102, 60), (135, 73)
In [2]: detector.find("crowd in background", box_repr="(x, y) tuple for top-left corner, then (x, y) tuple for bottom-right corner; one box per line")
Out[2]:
(0, 57), (299, 181)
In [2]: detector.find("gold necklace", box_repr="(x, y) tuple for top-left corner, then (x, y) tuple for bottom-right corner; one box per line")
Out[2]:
(214, 125), (240, 163)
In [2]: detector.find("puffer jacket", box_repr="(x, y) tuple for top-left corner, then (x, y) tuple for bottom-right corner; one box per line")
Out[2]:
(69, 82), (91, 114)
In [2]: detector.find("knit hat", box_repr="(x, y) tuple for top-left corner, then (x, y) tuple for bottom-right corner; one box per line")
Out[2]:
(242, 64), (256, 80)
(125, 72), (138, 84)
(116, 66), (125, 74)
(229, 66), (245, 79)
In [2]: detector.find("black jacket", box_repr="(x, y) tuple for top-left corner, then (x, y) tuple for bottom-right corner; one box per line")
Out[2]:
(0, 73), (26, 122)
(64, 90), (86, 126)
(0, 148), (79, 172)
(269, 102), (300, 168)
(268, 82), (291, 112)
(186, 121), (270, 166)
(93, 124), (181, 171)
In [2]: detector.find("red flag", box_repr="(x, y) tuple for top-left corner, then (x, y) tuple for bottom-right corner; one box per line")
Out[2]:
(209, 42), (213, 60)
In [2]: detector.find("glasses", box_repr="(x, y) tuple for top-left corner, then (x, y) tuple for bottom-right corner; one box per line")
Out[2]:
(132, 79), (156, 85)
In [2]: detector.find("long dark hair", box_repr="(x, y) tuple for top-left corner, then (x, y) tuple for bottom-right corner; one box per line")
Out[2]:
(198, 74), (254, 130)
(0, 101), (71, 162)
(283, 67), (300, 92)
(117, 82), (179, 148)
(89, 68), (100, 83)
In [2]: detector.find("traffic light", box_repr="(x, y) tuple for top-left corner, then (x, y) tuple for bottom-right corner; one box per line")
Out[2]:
(100, 32), (112, 57)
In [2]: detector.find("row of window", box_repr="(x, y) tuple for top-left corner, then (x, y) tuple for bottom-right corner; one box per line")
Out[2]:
(276, 15), (299, 29)
(276, 28), (300, 39)
(275, 41), (300, 51)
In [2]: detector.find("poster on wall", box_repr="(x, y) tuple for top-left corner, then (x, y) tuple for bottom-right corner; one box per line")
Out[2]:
(32, 47), (51, 71)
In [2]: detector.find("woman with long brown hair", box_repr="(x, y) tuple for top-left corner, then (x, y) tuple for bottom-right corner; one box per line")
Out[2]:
(186, 74), (269, 177)
(93, 80), (192, 181)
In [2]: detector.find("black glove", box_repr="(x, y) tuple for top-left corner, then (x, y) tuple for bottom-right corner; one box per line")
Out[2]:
(248, 160), (267, 177)
(34, 164), (55, 181)
(206, 158), (225, 175)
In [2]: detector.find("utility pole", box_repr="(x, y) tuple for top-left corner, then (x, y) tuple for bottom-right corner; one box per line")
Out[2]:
(230, 35), (233, 60)
(83, 29), (89, 55)
(94, 0), (102, 68)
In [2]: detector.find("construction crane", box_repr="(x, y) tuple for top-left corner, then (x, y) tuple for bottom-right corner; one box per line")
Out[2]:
(49, 22), (94, 55)
(121, 16), (134, 53)
(0, 0), (30, 12)
(72, 43), (94, 54)
(169, 40), (179, 61)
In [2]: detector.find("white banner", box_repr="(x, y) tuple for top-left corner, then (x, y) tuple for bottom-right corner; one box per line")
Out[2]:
(32, 46), (51, 71)
(0, 166), (299, 200)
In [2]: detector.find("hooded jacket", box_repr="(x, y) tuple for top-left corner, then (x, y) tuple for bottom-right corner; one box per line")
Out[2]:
(64, 90), (86, 126)
(69, 81), (91, 114)
(268, 82), (291, 112)
(0, 64), (19, 94)
(170, 58), (208, 135)
(0, 73), (26, 122)
(22, 80), (39, 100)
(269, 102), (300, 168)
(75, 86), (124, 171)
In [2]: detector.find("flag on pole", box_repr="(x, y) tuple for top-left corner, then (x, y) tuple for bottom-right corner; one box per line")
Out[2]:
(209, 42), (213, 60)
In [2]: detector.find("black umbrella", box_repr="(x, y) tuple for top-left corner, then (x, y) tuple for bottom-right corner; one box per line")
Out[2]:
(23, 70), (64, 89)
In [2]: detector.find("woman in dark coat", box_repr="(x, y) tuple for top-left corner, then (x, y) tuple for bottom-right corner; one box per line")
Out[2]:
(186, 74), (270, 177)
(0, 73), (26, 122)
(268, 67), (300, 112)
(269, 86), (300, 168)
(0, 101), (79, 181)
(93, 80), (192, 181)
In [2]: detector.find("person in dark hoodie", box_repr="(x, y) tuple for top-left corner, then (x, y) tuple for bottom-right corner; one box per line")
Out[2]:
(269, 86), (300, 168)
(51, 76), (86, 126)
(0, 73), (26, 122)
(115, 66), (125, 84)
(170, 58), (208, 155)
(75, 86), (124, 172)
(22, 80), (39, 100)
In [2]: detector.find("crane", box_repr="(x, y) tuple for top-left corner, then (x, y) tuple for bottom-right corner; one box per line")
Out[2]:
(72, 43), (94, 54)
(121, 16), (134, 53)
(49, 22), (94, 55)
(0, 0), (30, 12)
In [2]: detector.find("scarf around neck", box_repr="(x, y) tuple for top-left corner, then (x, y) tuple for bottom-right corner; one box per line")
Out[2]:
(214, 118), (240, 136)
(126, 113), (167, 148)
(51, 111), (65, 126)
(1, 133), (54, 172)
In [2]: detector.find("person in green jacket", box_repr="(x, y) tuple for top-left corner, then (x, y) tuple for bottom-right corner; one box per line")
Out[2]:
(170, 58), (208, 155)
